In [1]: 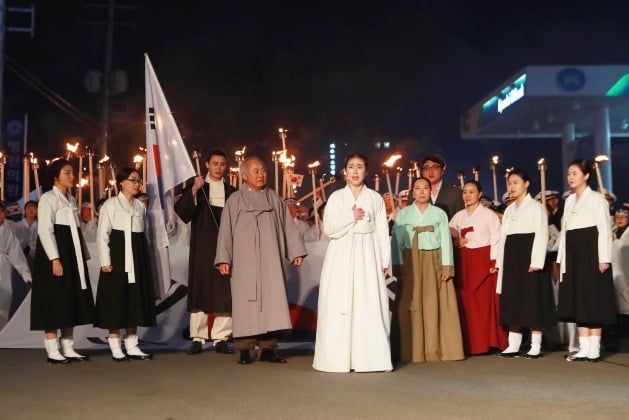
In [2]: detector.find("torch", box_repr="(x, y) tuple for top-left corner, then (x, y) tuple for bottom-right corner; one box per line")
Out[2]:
(472, 166), (479, 182)
(308, 161), (321, 240)
(138, 146), (147, 193)
(407, 168), (413, 191)
(66, 141), (79, 160)
(22, 154), (30, 204)
(98, 155), (110, 199)
(382, 154), (401, 214)
(489, 155), (500, 203)
(412, 161), (420, 178)
(77, 148), (84, 207)
(394, 166), (403, 196)
(87, 148), (95, 219)
(30, 154), (41, 200)
(133, 153), (146, 193)
(373, 174), (380, 192)
(234, 146), (246, 188)
(504, 166), (514, 191)
(0, 151), (5, 201)
(537, 158), (547, 206)
(594, 154), (609, 193)
(272, 150), (283, 193)
(191, 149), (202, 175)
(110, 161), (118, 195)
(456, 170), (465, 188)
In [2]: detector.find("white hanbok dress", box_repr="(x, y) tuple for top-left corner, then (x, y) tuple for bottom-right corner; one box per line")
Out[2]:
(313, 185), (392, 373)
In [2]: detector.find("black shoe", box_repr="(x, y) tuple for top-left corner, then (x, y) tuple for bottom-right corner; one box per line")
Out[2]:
(259, 349), (287, 364)
(187, 341), (203, 355)
(65, 355), (90, 362)
(127, 353), (153, 361)
(565, 354), (587, 362)
(214, 340), (234, 354)
(112, 356), (129, 362)
(497, 351), (520, 358)
(521, 353), (543, 359)
(237, 350), (254, 365)
(585, 356), (601, 363)
(47, 357), (70, 364)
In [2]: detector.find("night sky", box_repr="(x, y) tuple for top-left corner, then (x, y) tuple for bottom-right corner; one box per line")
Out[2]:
(5, 0), (629, 201)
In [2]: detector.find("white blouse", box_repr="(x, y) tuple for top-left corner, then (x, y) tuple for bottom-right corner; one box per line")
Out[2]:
(450, 204), (501, 260)
(556, 187), (612, 278)
(495, 194), (548, 293)
(97, 193), (146, 284)
(37, 186), (88, 289)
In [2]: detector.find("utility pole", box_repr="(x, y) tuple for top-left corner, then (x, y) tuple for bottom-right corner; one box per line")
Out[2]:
(101, 0), (115, 158)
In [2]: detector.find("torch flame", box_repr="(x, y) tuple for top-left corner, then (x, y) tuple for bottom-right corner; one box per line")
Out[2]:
(133, 154), (144, 164)
(383, 154), (402, 168)
(99, 155), (110, 164)
(307, 161), (321, 169)
(491, 155), (500, 165)
(66, 142), (79, 153)
(79, 178), (89, 187)
(537, 157), (546, 166)
(594, 154), (609, 163)
(505, 166), (514, 175)
(234, 146), (247, 157)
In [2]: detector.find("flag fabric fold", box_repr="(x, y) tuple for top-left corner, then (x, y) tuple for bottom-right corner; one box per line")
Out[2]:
(145, 53), (196, 295)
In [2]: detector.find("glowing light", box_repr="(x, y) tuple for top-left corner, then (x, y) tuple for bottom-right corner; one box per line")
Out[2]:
(491, 155), (500, 166)
(594, 154), (609, 163)
(99, 155), (110, 164)
(383, 154), (402, 168)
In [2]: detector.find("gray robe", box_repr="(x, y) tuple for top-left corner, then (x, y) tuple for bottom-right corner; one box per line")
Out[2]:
(215, 186), (307, 337)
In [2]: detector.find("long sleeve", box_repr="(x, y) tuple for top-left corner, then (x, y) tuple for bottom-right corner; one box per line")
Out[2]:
(437, 208), (454, 276)
(96, 199), (114, 267)
(214, 196), (235, 266)
(529, 201), (548, 269)
(373, 191), (390, 269)
(37, 193), (60, 261)
(488, 210), (501, 261)
(2, 228), (32, 282)
(595, 195), (612, 263)
(174, 186), (198, 223)
(323, 190), (355, 240)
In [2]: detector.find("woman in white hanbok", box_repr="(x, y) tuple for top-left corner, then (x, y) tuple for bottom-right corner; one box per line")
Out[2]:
(313, 154), (392, 373)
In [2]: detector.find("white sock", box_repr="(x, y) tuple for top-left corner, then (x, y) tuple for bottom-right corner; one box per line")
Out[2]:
(60, 337), (86, 358)
(124, 334), (149, 356)
(502, 331), (523, 353)
(44, 338), (66, 361)
(573, 336), (590, 358)
(527, 333), (542, 356)
(108, 337), (126, 359)
(587, 336), (601, 359)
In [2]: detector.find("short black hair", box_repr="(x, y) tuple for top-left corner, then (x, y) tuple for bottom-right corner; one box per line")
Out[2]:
(24, 200), (38, 210)
(206, 149), (228, 163)
(568, 159), (594, 185)
(344, 153), (369, 171)
(115, 167), (141, 188)
(420, 154), (446, 168)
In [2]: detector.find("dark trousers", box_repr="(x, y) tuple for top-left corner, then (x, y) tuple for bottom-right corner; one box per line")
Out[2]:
(235, 332), (279, 351)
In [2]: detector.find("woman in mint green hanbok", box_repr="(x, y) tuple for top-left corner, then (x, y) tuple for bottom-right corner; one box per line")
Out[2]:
(392, 177), (464, 362)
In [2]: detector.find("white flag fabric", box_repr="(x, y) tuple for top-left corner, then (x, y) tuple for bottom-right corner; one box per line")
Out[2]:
(145, 53), (195, 295)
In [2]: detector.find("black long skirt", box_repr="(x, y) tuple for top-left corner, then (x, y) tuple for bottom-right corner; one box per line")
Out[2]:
(558, 226), (616, 326)
(94, 230), (156, 329)
(31, 225), (94, 330)
(500, 233), (557, 329)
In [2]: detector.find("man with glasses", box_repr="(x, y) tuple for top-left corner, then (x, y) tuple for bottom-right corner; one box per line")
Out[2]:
(420, 154), (464, 220)
(175, 150), (237, 355)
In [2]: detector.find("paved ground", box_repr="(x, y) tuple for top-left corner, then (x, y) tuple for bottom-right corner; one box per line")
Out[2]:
(1, 344), (628, 420)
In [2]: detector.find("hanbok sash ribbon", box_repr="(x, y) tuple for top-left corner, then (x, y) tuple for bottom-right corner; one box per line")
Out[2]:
(410, 225), (434, 311)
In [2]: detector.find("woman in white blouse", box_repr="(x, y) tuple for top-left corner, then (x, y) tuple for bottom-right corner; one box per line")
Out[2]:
(558, 159), (615, 362)
(95, 167), (155, 361)
(31, 159), (94, 364)
(493, 169), (556, 359)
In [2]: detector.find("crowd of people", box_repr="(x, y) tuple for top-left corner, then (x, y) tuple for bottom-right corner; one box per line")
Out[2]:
(0, 150), (627, 372)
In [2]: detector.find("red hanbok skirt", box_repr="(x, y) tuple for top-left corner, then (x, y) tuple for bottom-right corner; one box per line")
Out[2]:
(454, 245), (507, 354)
